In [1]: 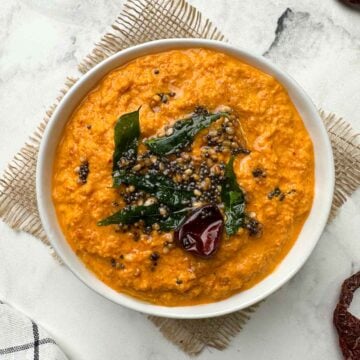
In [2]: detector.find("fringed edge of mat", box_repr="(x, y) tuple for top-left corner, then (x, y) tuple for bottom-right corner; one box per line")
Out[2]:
(149, 304), (260, 355)
(78, 0), (226, 74)
(0, 77), (78, 258)
(319, 110), (360, 220)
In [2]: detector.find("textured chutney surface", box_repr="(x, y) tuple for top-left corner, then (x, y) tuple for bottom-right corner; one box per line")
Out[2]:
(52, 49), (314, 306)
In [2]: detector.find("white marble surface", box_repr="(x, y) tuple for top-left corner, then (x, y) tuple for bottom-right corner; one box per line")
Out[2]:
(1, 0), (360, 359)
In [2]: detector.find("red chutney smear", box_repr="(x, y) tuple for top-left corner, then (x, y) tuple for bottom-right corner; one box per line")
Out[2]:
(333, 271), (360, 359)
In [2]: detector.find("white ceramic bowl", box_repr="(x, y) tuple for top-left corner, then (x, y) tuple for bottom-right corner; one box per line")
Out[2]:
(36, 39), (334, 319)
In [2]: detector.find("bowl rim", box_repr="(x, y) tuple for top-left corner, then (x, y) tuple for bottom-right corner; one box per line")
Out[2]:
(36, 38), (335, 319)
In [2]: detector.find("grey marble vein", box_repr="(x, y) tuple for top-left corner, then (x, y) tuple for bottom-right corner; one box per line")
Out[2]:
(264, 7), (360, 127)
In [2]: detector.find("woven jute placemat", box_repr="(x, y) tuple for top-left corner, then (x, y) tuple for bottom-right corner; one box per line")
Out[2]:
(1, 0), (360, 355)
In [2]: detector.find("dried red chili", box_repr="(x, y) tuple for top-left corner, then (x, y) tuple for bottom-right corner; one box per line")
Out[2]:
(340, 0), (360, 8)
(333, 271), (360, 359)
(174, 204), (224, 258)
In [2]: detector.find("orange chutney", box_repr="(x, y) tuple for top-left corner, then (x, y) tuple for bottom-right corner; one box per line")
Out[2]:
(52, 48), (314, 306)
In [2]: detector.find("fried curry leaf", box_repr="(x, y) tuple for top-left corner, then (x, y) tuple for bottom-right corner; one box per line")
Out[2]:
(221, 157), (246, 235)
(97, 204), (190, 230)
(158, 208), (190, 231)
(113, 173), (192, 208)
(144, 110), (229, 155)
(112, 109), (140, 185)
